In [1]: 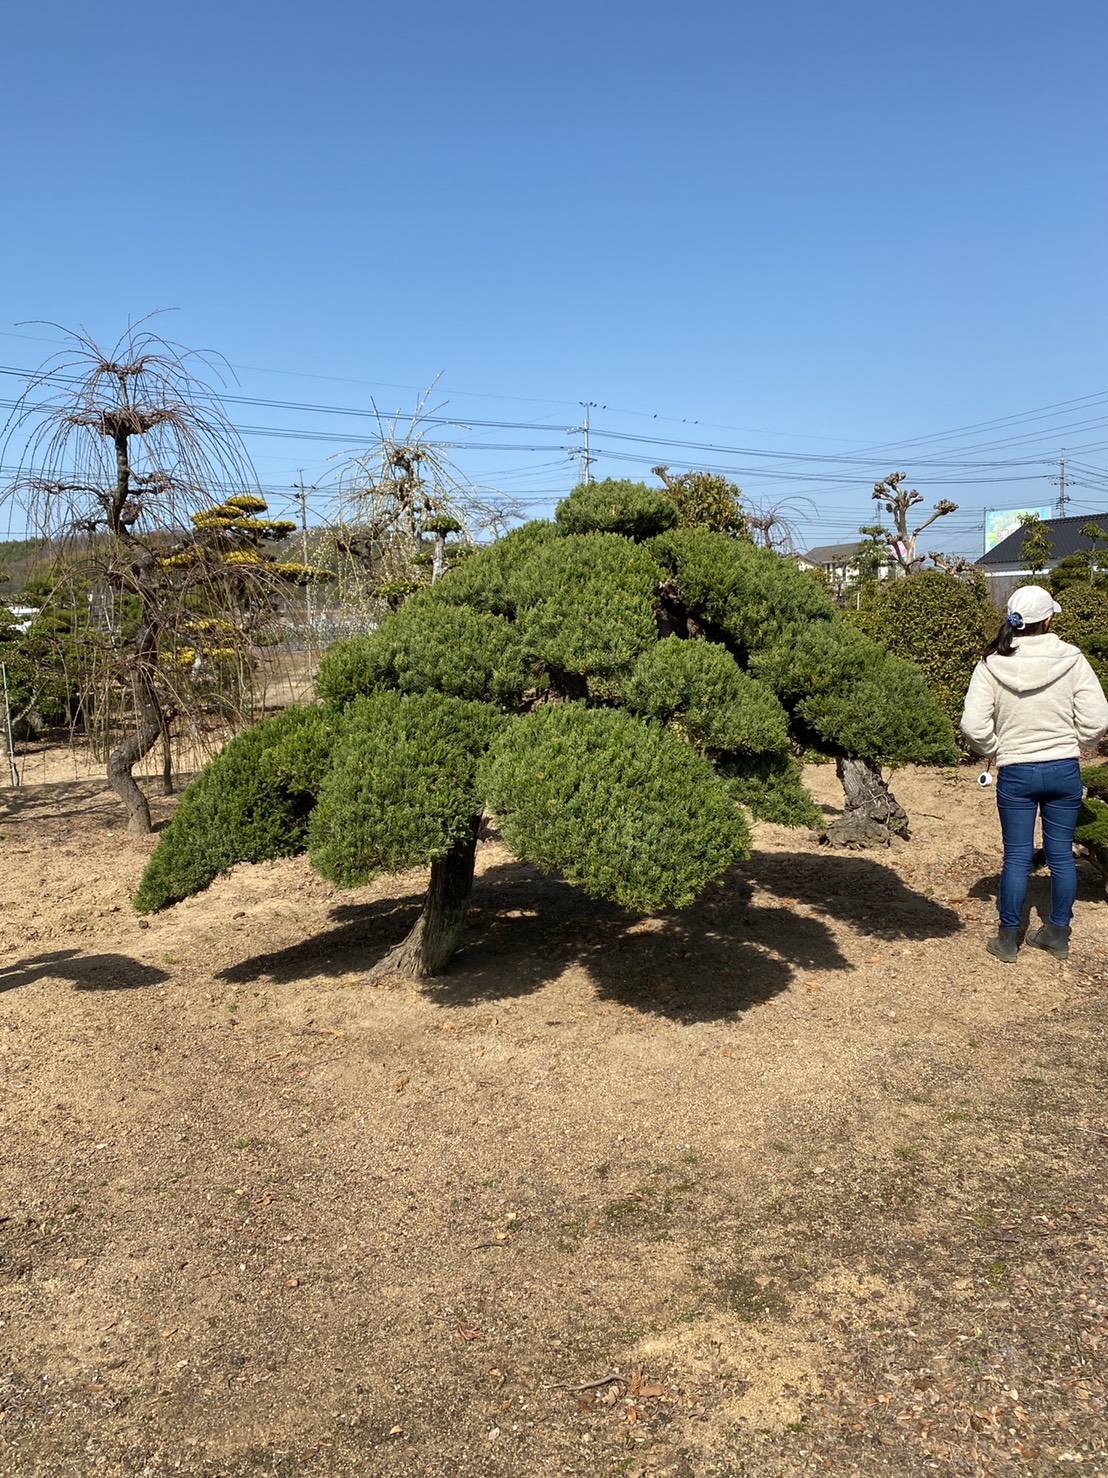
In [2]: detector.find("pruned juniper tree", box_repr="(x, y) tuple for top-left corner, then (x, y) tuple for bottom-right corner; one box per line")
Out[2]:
(135, 480), (959, 976)
(1, 322), (304, 833)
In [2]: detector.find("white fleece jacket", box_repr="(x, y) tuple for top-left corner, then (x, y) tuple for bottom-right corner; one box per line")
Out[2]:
(960, 633), (1108, 766)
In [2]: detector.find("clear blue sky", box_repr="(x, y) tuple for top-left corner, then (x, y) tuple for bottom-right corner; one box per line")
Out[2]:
(3, 0), (1106, 554)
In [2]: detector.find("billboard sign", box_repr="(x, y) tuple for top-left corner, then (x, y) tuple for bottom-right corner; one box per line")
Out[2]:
(984, 506), (1052, 554)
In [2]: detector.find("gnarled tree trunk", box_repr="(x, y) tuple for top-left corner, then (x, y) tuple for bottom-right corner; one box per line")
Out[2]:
(106, 643), (166, 835)
(369, 815), (482, 980)
(821, 757), (910, 848)
(107, 724), (159, 834)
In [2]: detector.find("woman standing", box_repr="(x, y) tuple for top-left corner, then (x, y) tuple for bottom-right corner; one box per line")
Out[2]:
(961, 584), (1108, 962)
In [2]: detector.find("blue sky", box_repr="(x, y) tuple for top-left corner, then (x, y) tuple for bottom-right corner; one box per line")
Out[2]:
(3, 0), (1106, 555)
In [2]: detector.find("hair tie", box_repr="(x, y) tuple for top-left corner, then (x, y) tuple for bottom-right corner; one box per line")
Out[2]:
(1006, 612), (1024, 629)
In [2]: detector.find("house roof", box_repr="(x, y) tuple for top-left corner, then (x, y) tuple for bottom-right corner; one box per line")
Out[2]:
(800, 541), (863, 565)
(976, 512), (1108, 568)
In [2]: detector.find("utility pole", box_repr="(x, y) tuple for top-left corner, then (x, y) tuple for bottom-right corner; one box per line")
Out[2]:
(296, 473), (313, 637)
(578, 402), (596, 484)
(1058, 449), (1067, 517)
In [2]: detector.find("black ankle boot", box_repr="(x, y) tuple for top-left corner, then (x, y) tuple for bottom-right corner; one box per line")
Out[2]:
(1026, 922), (1070, 959)
(986, 927), (1021, 963)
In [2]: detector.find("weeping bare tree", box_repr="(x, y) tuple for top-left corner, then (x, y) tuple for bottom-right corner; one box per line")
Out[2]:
(324, 383), (521, 617)
(745, 494), (817, 554)
(1, 321), (293, 834)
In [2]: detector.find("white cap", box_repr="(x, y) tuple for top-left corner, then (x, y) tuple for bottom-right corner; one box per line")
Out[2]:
(1007, 584), (1062, 627)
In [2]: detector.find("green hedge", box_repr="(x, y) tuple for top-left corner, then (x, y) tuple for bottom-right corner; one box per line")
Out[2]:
(853, 571), (997, 728)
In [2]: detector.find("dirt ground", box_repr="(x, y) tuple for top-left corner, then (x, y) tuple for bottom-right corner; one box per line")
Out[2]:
(1, 747), (1106, 1477)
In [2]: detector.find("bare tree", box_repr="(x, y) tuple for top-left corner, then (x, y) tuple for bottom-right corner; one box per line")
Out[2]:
(326, 383), (521, 616)
(1, 320), (282, 833)
(872, 471), (957, 575)
(745, 494), (817, 554)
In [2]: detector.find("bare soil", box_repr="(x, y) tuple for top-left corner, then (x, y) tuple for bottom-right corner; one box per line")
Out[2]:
(1, 751), (1106, 1477)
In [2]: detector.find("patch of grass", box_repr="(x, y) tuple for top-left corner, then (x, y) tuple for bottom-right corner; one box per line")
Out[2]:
(233, 1136), (266, 1151)
(985, 1259), (1010, 1287)
(604, 1197), (647, 1227)
(893, 1146), (916, 1160)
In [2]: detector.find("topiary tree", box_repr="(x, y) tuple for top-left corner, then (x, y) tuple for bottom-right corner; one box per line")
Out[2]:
(852, 569), (998, 732)
(1073, 763), (1108, 898)
(135, 484), (959, 975)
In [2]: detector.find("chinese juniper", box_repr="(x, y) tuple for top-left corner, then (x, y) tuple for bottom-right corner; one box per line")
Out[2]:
(136, 480), (959, 976)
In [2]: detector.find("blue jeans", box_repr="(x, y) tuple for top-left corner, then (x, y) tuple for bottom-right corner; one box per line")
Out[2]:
(996, 758), (1083, 929)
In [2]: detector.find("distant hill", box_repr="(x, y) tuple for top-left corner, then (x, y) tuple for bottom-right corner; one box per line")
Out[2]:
(0, 538), (50, 595)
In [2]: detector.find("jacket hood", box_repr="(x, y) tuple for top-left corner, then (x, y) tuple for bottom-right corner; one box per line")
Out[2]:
(984, 633), (1084, 695)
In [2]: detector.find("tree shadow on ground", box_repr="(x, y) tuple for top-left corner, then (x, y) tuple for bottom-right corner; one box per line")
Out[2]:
(741, 850), (962, 941)
(0, 950), (171, 993)
(219, 849), (961, 1024)
(217, 894), (428, 988)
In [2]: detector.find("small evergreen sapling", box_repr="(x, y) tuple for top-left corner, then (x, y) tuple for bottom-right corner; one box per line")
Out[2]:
(136, 481), (959, 976)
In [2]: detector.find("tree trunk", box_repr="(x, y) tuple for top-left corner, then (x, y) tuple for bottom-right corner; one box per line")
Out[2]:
(431, 533), (447, 583)
(106, 660), (165, 835)
(821, 757), (910, 848)
(160, 723), (175, 795)
(368, 816), (481, 980)
(107, 714), (160, 834)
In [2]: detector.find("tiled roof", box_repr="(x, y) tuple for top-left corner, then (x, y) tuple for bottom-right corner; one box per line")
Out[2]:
(976, 512), (1108, 568)
(801, 541), (863, 564)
